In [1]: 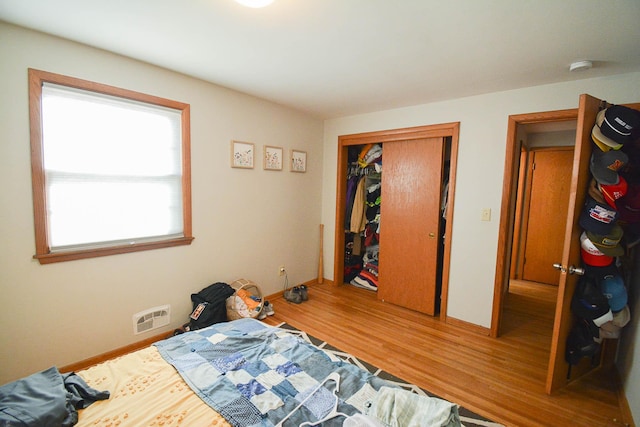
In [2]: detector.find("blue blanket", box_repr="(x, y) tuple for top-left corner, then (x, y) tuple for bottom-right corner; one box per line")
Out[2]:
(154, 319), (389, 426)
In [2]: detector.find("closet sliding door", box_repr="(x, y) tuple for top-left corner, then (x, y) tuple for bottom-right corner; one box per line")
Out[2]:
(377, 137), (444, 315)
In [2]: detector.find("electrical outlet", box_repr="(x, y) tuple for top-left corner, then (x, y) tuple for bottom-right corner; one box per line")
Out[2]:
(279, 265), (286, 276)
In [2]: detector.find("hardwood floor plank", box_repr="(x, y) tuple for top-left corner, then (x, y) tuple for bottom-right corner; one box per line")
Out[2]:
(264, 281), (630, 427)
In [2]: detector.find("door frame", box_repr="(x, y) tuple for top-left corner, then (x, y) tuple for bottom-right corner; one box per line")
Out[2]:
(333, 122), (460, 321)
(491, 109), (581, 394)
(491, 108), (578, 340)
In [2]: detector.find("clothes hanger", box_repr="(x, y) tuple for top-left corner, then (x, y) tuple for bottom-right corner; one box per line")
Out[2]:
(275, 372), (349, 427)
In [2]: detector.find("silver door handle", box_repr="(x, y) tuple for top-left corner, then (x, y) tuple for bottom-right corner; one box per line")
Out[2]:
(568, 266), (585, 275)
(552, 263), (566, 273)
(552, 263), (584, 275)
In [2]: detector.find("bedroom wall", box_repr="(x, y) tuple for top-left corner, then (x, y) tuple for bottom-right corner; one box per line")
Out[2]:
(321, 72), (640, 421)
(322, 72), (640, 327)
(0, 22), (324, 384)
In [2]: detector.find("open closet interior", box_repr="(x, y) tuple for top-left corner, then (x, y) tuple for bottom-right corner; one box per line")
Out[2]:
(344, 144), (382, 291)
(337, 129), (456, 317)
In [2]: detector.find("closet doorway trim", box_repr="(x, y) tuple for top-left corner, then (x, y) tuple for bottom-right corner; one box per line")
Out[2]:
(334, 122), (460, 322)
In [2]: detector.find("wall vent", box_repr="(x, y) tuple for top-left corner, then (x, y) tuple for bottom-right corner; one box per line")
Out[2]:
(133, 305), (170, 335)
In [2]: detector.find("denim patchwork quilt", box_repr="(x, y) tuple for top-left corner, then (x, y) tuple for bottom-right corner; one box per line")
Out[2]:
(154, 318), (389, 427)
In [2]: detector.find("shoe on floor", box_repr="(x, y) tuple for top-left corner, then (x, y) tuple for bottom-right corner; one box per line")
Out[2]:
(299, 285), (308, 301)
(284, 287), (302, 304)
(258, 300), (275, 320)
(263, 300), (275, 316)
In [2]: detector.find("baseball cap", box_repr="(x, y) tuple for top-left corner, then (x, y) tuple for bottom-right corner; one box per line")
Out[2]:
(565, 319), (600, 365)
(587, 178), (607, 205)
(612, 305), (630, 328)
(599, 176), (627, 209)
(590, 149), (628, 186)
(599, 321), (621, 339)
(599, 274), (628, 313)
(571, 275), (613, 326)
(580, 232), (614, 266)
(585, 225), (624, 257)
(583, 262), (619, 282)
(579, 196), (618, 235)
(592, 109), (623, 151)
(598, 105), (640, 146)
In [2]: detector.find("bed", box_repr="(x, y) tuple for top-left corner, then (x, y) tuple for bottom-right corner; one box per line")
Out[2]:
(3, 319), (462, 426)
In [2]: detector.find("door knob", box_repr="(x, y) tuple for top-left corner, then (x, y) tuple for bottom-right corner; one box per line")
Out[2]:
(552, 263), (584, 275)
(552, 263), (566, 273)
(568, 266), (585, 275)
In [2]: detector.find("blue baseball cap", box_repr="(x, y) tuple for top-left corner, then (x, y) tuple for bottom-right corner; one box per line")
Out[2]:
(600, 275), (628, 312)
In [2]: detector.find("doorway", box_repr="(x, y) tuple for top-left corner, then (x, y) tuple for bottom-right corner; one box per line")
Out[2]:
(490, 106), (582, 395)
(500, 120), (577, 376)
(510, 131), (575, 287)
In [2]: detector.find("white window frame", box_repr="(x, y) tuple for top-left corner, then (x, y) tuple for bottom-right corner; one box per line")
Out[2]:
(28, 69), (193, 264)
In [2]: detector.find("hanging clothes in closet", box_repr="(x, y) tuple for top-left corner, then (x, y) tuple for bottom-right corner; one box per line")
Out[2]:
(344, 144), (382, 290)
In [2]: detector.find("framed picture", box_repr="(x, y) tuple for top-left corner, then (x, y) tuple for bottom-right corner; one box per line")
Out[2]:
(231, 140), (254, 169)
(263, 145), (283, 171)
(290, 149), (307, 173)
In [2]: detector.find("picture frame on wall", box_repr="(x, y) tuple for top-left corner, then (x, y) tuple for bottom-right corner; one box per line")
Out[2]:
(231, 140), (254, 169)
(263, 145), (283, 171)
(290, 149), (307, 173)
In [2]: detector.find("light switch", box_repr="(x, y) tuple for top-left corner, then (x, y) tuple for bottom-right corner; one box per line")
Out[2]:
(481, 208), (491, 221)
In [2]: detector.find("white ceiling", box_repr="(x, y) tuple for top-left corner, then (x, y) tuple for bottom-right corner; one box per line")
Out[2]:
(1, 0), (639, 119)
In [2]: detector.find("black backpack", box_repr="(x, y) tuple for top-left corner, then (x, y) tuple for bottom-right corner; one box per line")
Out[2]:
(186, 282), (235, 331)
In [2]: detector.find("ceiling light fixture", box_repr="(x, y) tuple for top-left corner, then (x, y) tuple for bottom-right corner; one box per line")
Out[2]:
(234, 0), (274, 7)
(569, 60), (593, 72)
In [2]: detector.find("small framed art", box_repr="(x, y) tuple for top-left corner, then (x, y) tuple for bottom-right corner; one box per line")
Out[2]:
(264, 145), (283, 171)
(231, 140), (254, 169)
(290, 149), (307, 173)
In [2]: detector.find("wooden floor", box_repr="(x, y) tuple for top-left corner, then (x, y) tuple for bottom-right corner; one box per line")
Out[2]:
(263, 281), (631, 427)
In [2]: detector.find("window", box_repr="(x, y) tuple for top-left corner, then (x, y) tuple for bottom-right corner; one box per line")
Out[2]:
(28, 69), (193, 264)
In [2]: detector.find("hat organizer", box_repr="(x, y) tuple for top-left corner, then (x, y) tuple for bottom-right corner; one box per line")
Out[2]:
(567, 104), (640, 374)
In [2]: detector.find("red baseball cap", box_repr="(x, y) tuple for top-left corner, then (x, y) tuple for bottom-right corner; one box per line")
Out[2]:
(599, 176), (627, 209)
(580, 232), (614, 266)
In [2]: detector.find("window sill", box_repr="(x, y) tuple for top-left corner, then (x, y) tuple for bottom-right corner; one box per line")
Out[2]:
(33, 236), (195, 264)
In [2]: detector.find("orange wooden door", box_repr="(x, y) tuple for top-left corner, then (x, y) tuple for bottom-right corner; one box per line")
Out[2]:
(545, 94), (604, 393)
(522, 149), (574, 285)
(546, 97), (640, 393)
(377, 137), (444, 315)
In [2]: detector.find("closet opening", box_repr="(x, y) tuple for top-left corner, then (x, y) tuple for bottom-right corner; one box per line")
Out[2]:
(343, 144), (382, 291)
(334, 124), (459, 320)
